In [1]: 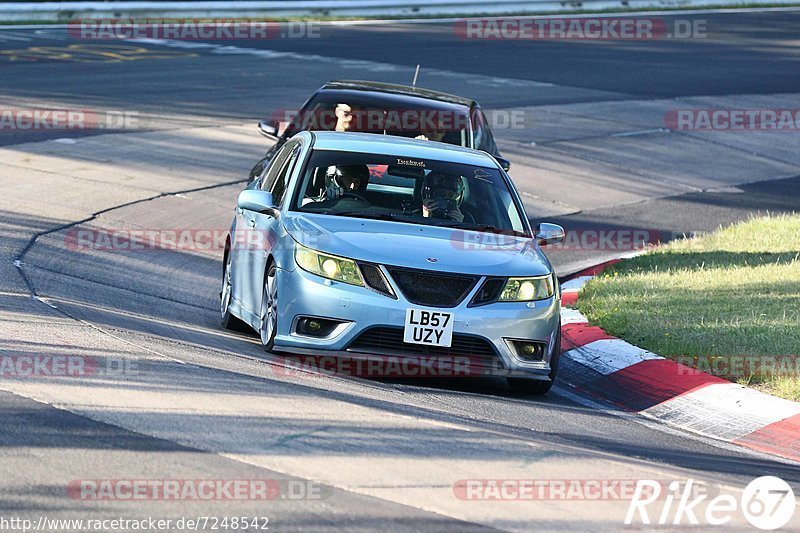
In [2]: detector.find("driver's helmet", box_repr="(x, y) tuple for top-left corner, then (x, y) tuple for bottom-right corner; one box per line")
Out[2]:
(421, 171), (465, 206)
(329, 164), (370, 191)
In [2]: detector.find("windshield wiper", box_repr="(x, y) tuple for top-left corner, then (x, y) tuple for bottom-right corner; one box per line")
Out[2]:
(441, 222), (526, 237)
(331, 211), (405, 222)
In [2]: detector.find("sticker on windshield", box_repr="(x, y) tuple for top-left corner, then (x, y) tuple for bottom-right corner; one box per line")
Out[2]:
(473, 169), (492, 182)
(395, 158), (425, 168)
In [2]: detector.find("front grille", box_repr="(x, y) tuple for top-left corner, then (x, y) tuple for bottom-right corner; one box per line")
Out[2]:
(470, 277), (506, 306)
(347, 327), (503, 368)
(386, 267), (478, 308)
(358, 263), (395, 298)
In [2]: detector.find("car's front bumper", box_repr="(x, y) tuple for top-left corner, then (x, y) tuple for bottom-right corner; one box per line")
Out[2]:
(273, 265), (561, 380)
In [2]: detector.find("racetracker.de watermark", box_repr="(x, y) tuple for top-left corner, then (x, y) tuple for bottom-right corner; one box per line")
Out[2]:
(666, 109), (800, 131)
(272, 108), (529, 132)
(0, 355), (137, 378)
(454, 17), (707, 40)
(68, 479), (328, 501)
(453, 479), (719, 501)
(65, 228), (275, 252)
(273, 355), (498, 379)
(675, 355), (800, 378)
(0, 109), (139, 131)
(68, 19), (321, 40)
(451, 228), (661, 251)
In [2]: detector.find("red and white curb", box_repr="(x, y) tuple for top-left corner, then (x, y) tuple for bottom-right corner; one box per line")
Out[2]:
(558, 267), (800, 463)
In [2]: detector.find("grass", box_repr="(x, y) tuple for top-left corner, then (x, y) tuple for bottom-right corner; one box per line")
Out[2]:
(577, 214), (800, 401)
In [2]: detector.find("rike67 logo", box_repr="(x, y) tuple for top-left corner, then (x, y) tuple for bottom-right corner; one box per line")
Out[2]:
(626, 476), (796, 530)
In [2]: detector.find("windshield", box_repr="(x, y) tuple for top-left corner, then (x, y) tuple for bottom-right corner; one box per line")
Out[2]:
(291, 150), (528, 236)
(283, 94), (470, 148)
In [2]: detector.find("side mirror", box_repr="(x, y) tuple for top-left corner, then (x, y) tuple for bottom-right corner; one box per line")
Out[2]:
(258, 120), (280, 141)
(535, 223), (565, 246)
(237, 190), (278, 216)
(496, 156), (511, 172)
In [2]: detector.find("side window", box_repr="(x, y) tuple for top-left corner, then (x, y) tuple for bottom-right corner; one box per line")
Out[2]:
(270, 143), (302, 206)
(472, 109), (498, 154)
(260, 140), (298, 192)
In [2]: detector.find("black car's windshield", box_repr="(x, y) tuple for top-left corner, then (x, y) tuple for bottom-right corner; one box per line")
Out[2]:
(291, 150), (528, 236)
(282, 94), (470, 148)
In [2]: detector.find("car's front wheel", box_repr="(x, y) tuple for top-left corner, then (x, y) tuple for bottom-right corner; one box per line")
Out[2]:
(507, 324), (561, 395)
(220, 250), (250, 332)
(260, 262), (278, 351)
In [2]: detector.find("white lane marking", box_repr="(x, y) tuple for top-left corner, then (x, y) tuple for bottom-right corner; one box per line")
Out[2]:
(519, 190), (582, 212)
(610, 128), (669, 138)
(9, 31), (55, 41)
(619, 249), (649, 259)
(705, 186), (746, 193)
(0, 32), (31, 42)
(643, 383), (800, 441)
(22, 291), (191, 365)
(564, 339), (662, 375)
(131, 38), (555, 89)
(33, 29), (70, 40)
(560, 307), (588, 325)
(33, 295), (59, 310)
(560, 275), (593, 292)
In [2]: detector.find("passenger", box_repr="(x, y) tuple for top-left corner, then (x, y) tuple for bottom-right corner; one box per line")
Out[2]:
(415, 129), (446, 142)
(334, 103), (357, 132)
(420, 171), (465, 222)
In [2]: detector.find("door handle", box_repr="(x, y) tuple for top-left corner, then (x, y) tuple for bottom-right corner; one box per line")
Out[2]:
(247, 218), (256, 228)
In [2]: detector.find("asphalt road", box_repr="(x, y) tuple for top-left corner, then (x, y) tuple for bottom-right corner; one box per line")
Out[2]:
(1, 10), (799, 531)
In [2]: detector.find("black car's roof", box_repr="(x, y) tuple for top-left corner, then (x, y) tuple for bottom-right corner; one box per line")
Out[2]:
(320, 80), (476, 108)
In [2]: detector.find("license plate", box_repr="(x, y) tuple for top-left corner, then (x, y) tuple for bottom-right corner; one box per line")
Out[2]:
(403, 308), (454, 348)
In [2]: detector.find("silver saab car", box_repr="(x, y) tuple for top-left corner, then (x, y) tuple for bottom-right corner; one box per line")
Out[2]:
(221, 131), (565, 394)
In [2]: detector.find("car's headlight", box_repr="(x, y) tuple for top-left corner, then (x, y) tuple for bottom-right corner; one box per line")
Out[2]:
(498, 275), (554, 301)
(294, 243), (364, 286)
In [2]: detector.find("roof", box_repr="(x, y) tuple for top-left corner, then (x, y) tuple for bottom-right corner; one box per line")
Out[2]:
(321, 80), (475, 108)
(307, 131), (496, 167)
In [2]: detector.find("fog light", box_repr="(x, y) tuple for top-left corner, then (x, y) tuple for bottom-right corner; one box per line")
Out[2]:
(521, 343), (540, 357)
(296, 317), (341, 337)
(510, 340), (546, 362)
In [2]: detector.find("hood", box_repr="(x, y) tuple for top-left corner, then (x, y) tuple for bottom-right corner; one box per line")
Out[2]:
(282, 212), (552, 277)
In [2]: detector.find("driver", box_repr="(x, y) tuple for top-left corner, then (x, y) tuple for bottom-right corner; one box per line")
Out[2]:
(324, 164), (370, 201)
(420, 171), (465, 222)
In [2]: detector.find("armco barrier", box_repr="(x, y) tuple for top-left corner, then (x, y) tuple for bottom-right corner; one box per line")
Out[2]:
(0, 0), (798, 22)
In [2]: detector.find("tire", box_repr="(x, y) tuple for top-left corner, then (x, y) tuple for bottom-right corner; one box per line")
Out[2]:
(259, 262), (278, 351)
(507, 323), (561, 395)
(220, 249), (250, 332)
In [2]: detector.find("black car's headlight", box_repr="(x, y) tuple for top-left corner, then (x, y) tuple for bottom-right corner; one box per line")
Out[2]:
(498, 275), (554, 301)
(294, 243), (364, 287)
